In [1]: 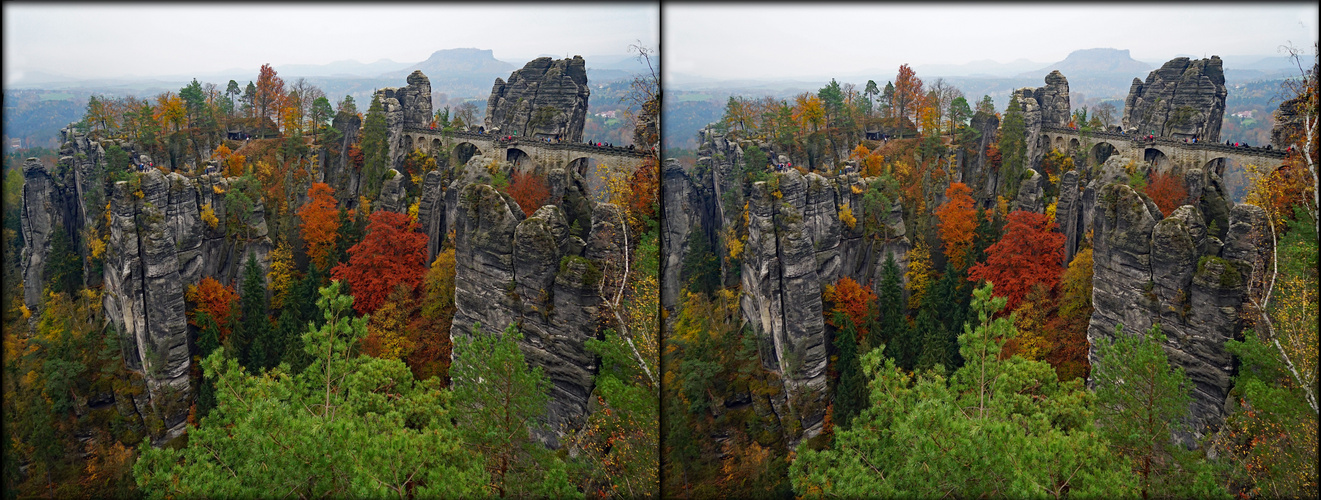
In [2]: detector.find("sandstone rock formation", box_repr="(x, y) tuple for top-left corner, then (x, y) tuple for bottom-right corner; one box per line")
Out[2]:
(1087, 166), (1268, 446)
(375, 70), (433, 174)
(1122, 57), (1227, 141)
(484, 57), (590, 142)
(1011, 70), (1071, 176)
(101, 169), (199, 442)
(668, 128), (912, 446)
(423, 153), (619, 448)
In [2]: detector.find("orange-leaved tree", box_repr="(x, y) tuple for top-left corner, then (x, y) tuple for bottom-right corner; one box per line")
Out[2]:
(627, 156), (660, 228)
(936, 182), (977, 269)
(823, 276), (877, 341)
(187, 277), (239, 341)
(968, 210), (1065, 313)
(331, 210), (429, 315)
(298, 182), (340, 271)
(1145, 169), (1188, 216)
(506, 170), (550, 217)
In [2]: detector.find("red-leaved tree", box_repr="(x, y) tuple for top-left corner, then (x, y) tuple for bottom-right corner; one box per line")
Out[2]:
(189, 277), (239, 341)
(507, 170), (550, 217)
(968, 210), (1065, 313)
(331, 211), (429, 315)
(936, 182), (977, 269)
(824, 276), (877, 341)
(1145, 169), (1188, 216)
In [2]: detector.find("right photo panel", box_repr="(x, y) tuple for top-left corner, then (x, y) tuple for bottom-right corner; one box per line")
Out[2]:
(660, 4), (1319, 498)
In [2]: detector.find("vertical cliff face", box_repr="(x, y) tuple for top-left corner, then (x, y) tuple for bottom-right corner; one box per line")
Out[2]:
(668, 129), (912, 445)
(102, 170), (197, 442)
(484, 56), (590, 141)
(1012, 70), (1071, 176)
(374, 70), (433, 173)
(1087, 167), (1267, 446)
(434, 155), (616, 448)
(19, 157), (66, 314)
(1122, 57), (1227, 141)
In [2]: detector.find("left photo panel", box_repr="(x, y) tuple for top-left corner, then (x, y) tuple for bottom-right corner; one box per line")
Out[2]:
(2, 3), (660, 498)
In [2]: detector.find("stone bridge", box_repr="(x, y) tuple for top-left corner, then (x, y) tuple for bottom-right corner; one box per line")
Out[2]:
(1037, 125), (1288, 174)
(401, 127), (650, 174)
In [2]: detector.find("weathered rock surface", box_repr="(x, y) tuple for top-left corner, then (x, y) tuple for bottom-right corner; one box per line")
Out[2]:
(1012, 70), (1071, 175)
(439, 153), (618, 447)
(1087, 169), (1268, 446)
(102, 170), (197, 442)
(484, 57), (590, 142)
(665, 127), (913, 446)
(375, 71), (433, 172)
(962, 111), (1001, 209)
(1014, 169), (1044, 213)
(1122, 57), (1227, 141)
(374, 169), (408, 214)
(660, 158), (694, 313)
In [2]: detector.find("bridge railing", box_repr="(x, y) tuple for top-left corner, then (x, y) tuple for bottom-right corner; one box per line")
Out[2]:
(1039, 126), (1287, 159)
(402, 127), (652, 158)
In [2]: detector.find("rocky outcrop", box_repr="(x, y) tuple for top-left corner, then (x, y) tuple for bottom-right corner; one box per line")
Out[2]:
(1012, 70), (1071, 175)
(1014, 169), (1044, 213)
(963, 111), (1001, 209)
(101, 170), (198, 443)
(438, 152), (619, 448)
(373, 71), (433, 175)
(660, 158), (693, 313)
(665, 127), (913, 445)
(1122, 57), (1227, 141)
(1087, 167), (1268, 446)
(325, 112), (363, 201)
(19, 157), (68, 313)
(374, 169), (408, 214)
(484, 57), (590, 142)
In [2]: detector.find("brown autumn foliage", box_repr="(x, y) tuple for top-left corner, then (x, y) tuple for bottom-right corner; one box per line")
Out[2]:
(507, 170), (551, 217)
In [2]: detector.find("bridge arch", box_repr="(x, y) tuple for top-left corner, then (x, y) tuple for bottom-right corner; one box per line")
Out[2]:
(1054, 136), (1065, 151)
(431, 138), (442, 156)
(1144, 147), (1171, 172)
(1069, 138), (1080, 154)
(1091, 141), (1118, 166)
(453, 141), (481, 166)
(506, 147), (533, 170)
(403, 134), (414, 153)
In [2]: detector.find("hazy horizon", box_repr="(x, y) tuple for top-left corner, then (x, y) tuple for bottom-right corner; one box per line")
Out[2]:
(3, 4), (659, 85)
(665, 4), (1318, 82)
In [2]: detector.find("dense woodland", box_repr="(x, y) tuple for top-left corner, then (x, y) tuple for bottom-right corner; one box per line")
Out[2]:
(1, 42), (1316, 499)
(3, 51), (661, 498)
(661, 51), (1317, 498)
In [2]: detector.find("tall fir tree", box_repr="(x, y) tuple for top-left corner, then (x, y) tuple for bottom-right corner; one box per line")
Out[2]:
(875, 252), (905, 355)
(999, 94), (1027, 200)
(833, 318), (866, 430)
(237, 254), (269, 370)
(361, 94), (390, 200)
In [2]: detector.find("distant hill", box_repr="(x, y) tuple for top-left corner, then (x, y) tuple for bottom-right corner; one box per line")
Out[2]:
(1017, 48), (1152, 78)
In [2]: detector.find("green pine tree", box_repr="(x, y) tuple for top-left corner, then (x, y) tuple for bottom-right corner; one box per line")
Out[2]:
(1093, 323), (1228, 499)
(833, 319), (866, 430)
(236, 254), (269, 369)
(999, 93), (1028, 200)
(361, 93), (390, 200)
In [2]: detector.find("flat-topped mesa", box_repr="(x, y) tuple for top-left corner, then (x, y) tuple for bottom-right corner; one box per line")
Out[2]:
(484, 56), (590, 142)
(1122, 56), (1227, 141)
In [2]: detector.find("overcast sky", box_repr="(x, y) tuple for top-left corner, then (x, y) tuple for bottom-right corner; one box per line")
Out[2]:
(3, 3), (658, 85)
(665, 3), (1319, 81)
